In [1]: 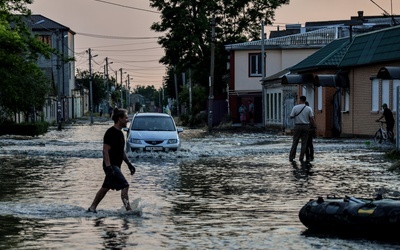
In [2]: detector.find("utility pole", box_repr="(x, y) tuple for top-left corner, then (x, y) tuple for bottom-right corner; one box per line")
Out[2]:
(174, 67), (180, 116)
(189, 68), (192, 113)
(89, 48), (94, 124)
(261, 21), (266, 128)
(127, 75), (130, 112)
(208, 15), (216, 132)
(105, 57), (110, 105)
(56, 29), (62, 130)
(120, 68), (123, 108)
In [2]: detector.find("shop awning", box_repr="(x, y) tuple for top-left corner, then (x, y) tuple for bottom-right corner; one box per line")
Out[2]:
(314, 74), (348, 88)
(281, 74), (314, 85)
(376, 66), (400, 79)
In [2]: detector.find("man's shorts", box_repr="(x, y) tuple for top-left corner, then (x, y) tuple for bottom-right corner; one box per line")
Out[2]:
(102, 165), (129, 191)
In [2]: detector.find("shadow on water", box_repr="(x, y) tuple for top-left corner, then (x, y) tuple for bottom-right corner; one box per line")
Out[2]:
(0, 156), (61, 200)
(302, 229), (400, 247)
(0, 216), (48, 250)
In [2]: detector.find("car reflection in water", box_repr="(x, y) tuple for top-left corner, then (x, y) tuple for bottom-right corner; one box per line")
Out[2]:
(124, 112), (183, 152)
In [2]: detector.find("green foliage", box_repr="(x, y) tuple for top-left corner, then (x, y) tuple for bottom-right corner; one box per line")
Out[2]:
(75, 69), (107, 107)
(179, 112), (207, 127)
(149, 0), (289, 109)
(135, 102), (142, 112)
(179, 84), (207, 115)
(0, 121), (49, 136)
(0, 1), (53, 118)
(133, 85), (157, 101)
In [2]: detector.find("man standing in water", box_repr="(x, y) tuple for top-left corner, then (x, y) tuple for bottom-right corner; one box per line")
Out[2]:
(289, 96), (314, 163)
(88, 108), (136, 213)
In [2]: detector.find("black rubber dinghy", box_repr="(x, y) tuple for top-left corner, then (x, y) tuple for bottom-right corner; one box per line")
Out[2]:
(299, 196), (400, 235)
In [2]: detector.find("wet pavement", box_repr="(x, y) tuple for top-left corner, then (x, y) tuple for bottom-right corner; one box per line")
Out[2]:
(0, 117), (400, 249)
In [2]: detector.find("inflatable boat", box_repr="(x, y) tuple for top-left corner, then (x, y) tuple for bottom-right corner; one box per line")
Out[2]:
(299, 195), (400, 234)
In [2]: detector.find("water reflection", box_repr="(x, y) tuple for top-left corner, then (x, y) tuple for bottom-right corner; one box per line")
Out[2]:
(0, 123), (399, 249)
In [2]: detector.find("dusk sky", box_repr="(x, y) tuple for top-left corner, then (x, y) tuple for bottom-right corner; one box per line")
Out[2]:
(29, 0), (397, 89)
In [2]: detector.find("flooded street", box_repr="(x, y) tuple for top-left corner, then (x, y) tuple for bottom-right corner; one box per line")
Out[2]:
(1, 120), (400, 249)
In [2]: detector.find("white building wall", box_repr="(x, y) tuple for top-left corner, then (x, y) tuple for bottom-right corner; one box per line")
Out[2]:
(234, 48), (319, 92)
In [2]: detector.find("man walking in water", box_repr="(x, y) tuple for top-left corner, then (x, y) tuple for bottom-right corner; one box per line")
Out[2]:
(289, 96), (315, 163)
(88, 108), (136, 213)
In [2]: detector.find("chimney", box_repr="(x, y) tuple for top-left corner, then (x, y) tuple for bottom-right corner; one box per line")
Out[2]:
(358, 11), (364, 19)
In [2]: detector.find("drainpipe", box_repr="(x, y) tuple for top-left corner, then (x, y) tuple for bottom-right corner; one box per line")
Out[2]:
(261, 21), (266, 128)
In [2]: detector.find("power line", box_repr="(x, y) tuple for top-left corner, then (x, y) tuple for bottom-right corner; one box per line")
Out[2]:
(76, 32), (158, 40)
(79, 41), (159, 49)
(93, 47), (161, 52)
(93, 0), (160, 14)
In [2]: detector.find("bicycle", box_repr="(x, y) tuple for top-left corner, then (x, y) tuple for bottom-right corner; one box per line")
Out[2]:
(374, 121), (394, 144)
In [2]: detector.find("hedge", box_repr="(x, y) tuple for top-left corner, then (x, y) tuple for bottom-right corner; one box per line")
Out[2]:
(0, 121), (49, 136)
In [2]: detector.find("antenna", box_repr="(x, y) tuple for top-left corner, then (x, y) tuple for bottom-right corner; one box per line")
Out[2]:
(369, 0), (399, 25)
(369, 0), (390, 16)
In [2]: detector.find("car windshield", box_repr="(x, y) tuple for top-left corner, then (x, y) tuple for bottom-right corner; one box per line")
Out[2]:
(131, 116), (176, 131)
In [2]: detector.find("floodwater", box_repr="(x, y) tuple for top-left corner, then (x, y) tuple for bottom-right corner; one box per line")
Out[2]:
(1, 120), (400, 249)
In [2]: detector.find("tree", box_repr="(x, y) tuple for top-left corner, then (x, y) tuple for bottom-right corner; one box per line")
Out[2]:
(179, 84), (207, 115)
(133, 85), (157, 102)
(0, 1), (53, 121)
(150, 0), (289, 108)
(75, 69), (108, 109)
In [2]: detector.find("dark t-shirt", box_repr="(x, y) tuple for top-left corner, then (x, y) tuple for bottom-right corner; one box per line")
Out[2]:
(383, 108), (395, 126)
(103, 126), (125, 166)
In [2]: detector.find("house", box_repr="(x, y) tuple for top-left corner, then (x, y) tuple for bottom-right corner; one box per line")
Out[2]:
(282, 24), (400, 138)
(27, 15), (83, 124)
(226, 12), (400, 129)
(225, 27), (334, 126)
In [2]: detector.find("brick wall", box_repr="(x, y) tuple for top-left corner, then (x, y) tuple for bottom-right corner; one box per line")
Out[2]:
(342, 64), (398, 137)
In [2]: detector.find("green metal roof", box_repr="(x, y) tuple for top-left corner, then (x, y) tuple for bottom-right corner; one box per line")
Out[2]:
(290, 25), (400, 72)
(290, 38), (350, 72)
(340, 25), (400, 67)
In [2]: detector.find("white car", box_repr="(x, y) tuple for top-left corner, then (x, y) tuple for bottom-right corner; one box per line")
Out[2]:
(125, 112), (183, 152)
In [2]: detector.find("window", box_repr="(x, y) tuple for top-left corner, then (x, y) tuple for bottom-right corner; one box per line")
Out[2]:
(382, 80), (390, 108)
(342, 90), (350, 112)
(249, 53), (262, 77)
(393, 80), (400, 112)
(371, 79), (379, 112)
(317, 86), (323, 111)
(37, 35), (52, 46)
(265, 91), (282, 123)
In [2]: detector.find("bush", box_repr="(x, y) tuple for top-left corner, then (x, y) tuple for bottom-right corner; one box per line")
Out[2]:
(179, 112), (207, 127)
(0, 121), (49, 136)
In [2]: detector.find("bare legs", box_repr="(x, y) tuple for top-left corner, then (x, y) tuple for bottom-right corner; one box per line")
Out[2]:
(121, 187), (132, 211)
(89, 186), (131, 212)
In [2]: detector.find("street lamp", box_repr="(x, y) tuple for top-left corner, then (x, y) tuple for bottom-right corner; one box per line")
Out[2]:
(104, 58), (113, 105)
(119, 68), (126, 108)
(126, 76), (133, 112)
(88, 48), (98, 124)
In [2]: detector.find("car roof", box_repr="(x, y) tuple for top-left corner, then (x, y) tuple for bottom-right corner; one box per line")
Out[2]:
(133, 112), (171, 118)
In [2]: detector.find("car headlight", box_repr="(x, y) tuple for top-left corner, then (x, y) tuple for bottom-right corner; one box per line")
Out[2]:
(167, 139), (177, 144)
(129, 138), (142, 144)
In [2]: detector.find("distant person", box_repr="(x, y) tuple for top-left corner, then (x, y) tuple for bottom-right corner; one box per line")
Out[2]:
(99, 108), (103, 117)
(289, 96), (315, 163)
(248, 100), (254, 126)
(239, 103), (247, 126)
(305, 101), (315, 161)
(88, 108), (136, 213)
(376, 103), (395, 141)
(108, 106), (113, 118)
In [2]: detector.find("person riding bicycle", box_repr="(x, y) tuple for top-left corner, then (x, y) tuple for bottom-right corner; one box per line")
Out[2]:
(376, 103), (395, 141)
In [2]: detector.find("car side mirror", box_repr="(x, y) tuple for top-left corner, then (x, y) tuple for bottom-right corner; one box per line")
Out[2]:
(177, 127), (183, 133)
